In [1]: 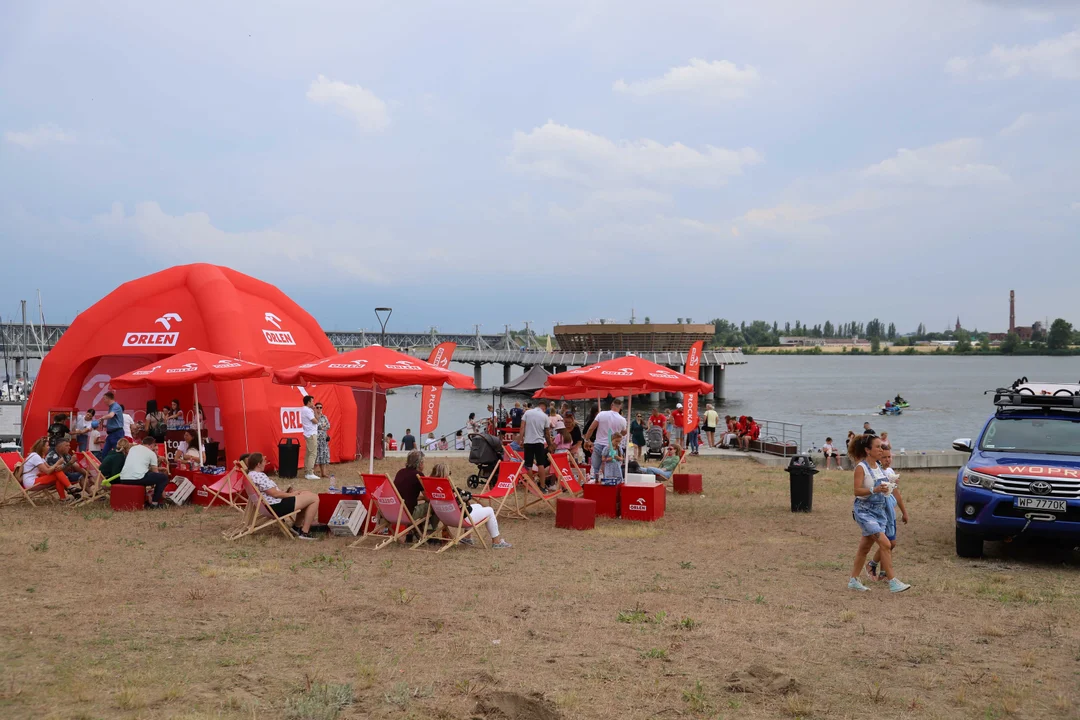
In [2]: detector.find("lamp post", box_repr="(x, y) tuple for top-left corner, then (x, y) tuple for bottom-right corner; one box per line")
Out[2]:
(374, 307), (393, 346)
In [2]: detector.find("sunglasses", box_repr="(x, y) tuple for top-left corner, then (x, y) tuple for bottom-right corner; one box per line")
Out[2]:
(315, 405), (323, 409)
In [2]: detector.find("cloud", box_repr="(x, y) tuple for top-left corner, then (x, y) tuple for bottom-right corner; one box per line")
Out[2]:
(1071, 201), (1080, 211)
(613, 59), (760, 101)
(999, 112), (1038, 135)
(92, 201), (430, 284)
(862, 138), (1009, 187)
(508, 121), (761, 188)
(946, 29), (1080, 79)
(735, 191), (884, 240)
(306, 75), (389, 131)
(4, 124), (75, 149)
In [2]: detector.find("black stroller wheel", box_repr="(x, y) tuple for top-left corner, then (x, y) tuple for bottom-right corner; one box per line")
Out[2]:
(467, 474), (480, 489)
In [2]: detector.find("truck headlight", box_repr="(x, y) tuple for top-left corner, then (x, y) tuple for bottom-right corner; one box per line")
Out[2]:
(962, 468), (995, 490)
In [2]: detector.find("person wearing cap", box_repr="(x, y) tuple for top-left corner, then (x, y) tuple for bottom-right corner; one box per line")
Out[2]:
(671, 403), (685, 444)
(703, 404), (720, 448)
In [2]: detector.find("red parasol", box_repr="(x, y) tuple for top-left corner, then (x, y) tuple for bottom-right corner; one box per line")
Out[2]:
(274, 345), (476, 472)
(539, 355), (712, 477)
(111, 349), (271, 457)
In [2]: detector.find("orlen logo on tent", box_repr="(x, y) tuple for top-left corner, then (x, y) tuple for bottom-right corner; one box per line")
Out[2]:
(262, 312), (295, 346)
(213, 360), (243, 369)
(649, 369), (680, 379)
(601, 367), (634, 377)
(629, 497), (648, 511)
(280, 407), (305, 434)
(122, 313), (183, 347)
(166, 363), (199, 374)
(328, 359), (368, 370)
(131, 365), (161, 376)
(385, 360), (421, 371)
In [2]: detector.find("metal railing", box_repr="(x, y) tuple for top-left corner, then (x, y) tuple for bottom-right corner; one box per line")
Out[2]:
(755, 419), (803, 457)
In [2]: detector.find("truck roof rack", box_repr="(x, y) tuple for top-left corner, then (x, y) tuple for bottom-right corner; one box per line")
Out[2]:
(990, 381), (1080, 411)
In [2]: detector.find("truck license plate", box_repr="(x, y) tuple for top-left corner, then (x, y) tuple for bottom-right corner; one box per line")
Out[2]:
(1016, 497), (1066, 512)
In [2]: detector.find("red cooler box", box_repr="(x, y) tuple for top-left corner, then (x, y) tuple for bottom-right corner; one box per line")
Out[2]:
(191, 472), (228, 507)
(619, 482), (666, 522)
(582, 483), (620, 518)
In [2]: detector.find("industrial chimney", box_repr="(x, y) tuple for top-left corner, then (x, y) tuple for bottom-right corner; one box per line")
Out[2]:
(1009, 290), (1016, 333)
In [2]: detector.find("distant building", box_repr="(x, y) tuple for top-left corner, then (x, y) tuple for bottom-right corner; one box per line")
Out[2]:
(778, 336), (868, 347)
(553, 322), (714, 352)
(988, 289), (1036, 342)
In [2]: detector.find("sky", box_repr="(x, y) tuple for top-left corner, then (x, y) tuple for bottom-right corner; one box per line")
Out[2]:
(1, 0), (1079, 335)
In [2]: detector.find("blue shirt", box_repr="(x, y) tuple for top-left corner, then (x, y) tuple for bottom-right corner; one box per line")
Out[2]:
(105, 402), (124, 432)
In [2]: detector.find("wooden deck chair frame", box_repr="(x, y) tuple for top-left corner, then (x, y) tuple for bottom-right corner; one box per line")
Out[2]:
(412, 476), (491, 553)
(205, 468), (247, 512)
(473, 460), (527, 520)
(517, 460), (562, 514)
(71, 451), (109, 506)
(0, 453), (60, 507)
(548, 452), (584, 497)
(349, 473), (424, 550)
(224, 468), (299, 541)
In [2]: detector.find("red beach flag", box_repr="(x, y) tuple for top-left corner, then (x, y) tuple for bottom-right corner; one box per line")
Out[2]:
(420, 342), (456, 434)
(683, 341), (703, 433)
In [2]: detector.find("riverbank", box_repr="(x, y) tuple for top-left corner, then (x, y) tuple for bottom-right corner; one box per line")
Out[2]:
(749, 346), (1080, 356)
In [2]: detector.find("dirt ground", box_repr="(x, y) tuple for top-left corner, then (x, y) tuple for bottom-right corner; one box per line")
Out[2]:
(1, 456), (1078, 720)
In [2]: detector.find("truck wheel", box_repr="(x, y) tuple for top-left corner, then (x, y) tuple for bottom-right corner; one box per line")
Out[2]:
(955, 529), (983, 558)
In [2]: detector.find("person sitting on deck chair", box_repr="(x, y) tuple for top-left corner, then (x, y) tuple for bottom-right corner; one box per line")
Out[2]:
(429, 463), (511, 548)
(640, 443), (683, 481)
(245, 452), (318, 540)
(46, 437), (89, 494)
(21, 436), (80, 501)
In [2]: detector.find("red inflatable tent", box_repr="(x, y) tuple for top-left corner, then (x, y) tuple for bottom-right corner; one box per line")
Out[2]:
(23, 264), (359, 468)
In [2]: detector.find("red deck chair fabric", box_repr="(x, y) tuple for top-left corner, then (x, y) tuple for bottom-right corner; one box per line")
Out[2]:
(350, 473), (422, 549)
(414, 476), (490, 552)
(205, 468), (247, 511)
(473, 460), (526, 519)
(518, 462), (562, 514)
(1, 452), (61, 506)
(504, 445), (524, 463)
(548, 453), (584, 496)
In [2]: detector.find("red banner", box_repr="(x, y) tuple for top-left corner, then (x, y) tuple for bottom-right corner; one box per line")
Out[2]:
(420, 342), (456, 434)
(683, 341), (703, 433)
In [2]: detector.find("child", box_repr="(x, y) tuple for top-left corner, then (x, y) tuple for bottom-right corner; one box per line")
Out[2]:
(437, 436), (448, 451)
(454, 430), (466, 450)
(822, 437), (842, 470)
(601, 431), (625, 483)
(868, 446), (909, 581)
(847, 434), (911, 593)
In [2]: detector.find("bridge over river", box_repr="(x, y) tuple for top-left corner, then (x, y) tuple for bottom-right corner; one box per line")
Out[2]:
(1, 323), (744, 399)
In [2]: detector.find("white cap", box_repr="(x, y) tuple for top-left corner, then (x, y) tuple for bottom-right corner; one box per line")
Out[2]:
(676, 403), (683, 409)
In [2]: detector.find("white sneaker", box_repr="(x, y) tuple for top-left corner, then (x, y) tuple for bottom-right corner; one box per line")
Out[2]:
(304, 474), (319, 480)
(889, 578), (911, 593)
(848, 577), (870, 592)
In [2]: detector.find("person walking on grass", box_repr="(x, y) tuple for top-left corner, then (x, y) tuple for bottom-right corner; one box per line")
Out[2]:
(519, 399), (554, 492)
(867, 445), (909, 581)
(847, 434), (910, 593)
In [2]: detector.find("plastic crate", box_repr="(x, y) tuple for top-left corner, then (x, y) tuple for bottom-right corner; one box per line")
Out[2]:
(166, 477), (195, 506)
(327, 500), (368, 536)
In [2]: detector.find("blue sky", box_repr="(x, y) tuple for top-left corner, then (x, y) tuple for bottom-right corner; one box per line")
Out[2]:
(2, 0), (1078, 335)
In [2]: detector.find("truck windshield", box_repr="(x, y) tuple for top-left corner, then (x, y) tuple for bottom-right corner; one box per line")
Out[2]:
(980, 417), (1080, 455)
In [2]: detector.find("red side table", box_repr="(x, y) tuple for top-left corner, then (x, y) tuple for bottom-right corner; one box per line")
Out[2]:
(620, 482), (666, 522)
(582, 483), (620, 518)
(191, 472), (227, 506)
(555, 497), (596, 530)
(672, 473), (702, 495)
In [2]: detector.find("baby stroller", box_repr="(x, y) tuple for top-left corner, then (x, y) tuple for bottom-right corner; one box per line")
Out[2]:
(466, 433), (504, 488)
(644, 426), (665, 461)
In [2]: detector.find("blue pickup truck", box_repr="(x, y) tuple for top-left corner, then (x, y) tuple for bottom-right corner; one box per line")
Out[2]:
(953, 382), (1080, 558)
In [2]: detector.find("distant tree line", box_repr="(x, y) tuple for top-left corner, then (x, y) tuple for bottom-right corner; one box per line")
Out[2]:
(709, 317), (1080, 355)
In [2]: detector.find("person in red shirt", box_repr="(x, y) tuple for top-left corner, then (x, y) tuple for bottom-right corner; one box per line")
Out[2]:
(649, 409), (669, 445)
(671, 404), (685, 443)
(739, 416), (760, 450)
(385, 433), (398, 451)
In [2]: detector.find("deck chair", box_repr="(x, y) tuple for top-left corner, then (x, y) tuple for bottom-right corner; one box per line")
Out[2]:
(0, 452), (59, 507)
(349, 473), (423, 550)
(518, 461), (563, 514)
(205, 467), (247, 512)
(548, 452), (584, 497)
(473, 460), (527, 519)
(504, 445), (524, 462)
(224, 469), (299, 541)
(71, 451), (110, 506)
(413, 476), (491, 552)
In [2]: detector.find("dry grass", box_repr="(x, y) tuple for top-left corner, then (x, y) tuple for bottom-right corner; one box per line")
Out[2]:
(2, 456), (1079, 719)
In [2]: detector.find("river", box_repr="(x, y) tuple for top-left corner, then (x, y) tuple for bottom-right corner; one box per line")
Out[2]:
(383, 356), (1079, 452)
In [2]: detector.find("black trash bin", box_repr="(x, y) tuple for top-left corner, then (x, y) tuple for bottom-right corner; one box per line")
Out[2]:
(203, 440), (220, 466)
(785, 454), (818, 512)
(278, 438), (300, 479)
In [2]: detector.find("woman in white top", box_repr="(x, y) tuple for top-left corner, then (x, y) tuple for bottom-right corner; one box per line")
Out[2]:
(174, 430), (205, 464)
(429, 463), (511, 548)
(20, 436), (77, 500)
(846, 434), (910, 593)
(244, 453), (319, 540)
